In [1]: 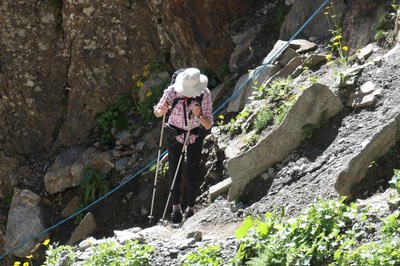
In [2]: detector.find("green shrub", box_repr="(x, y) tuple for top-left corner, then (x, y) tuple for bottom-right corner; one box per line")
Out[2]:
(94, 94), (133, 145)
(389, 169), (400, 194)
(265, 77), (294, 103)
(334, 239), (400, 266)
(43, 244), (76, 266)
(84, 240), (154, 266)
(375, 29), (387, 42)
(381, 212), (400, 237)
(43, 240), (154, 266)
(182, 245), (223, 266)
(253, 107), (273, 133)
(136, 79), (169, 124)
(233, 198), (357, 265)
(79, 165), (109, 206)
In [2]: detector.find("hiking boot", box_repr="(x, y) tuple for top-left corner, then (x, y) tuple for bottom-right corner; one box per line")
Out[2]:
(171, 211), (183, 224)
(184, 209), (194, 220)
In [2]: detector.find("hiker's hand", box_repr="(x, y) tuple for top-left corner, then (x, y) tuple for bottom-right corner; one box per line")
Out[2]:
(158, 101), (170, 113)
(192, 103), (202, 118)
(154, 101), (170, 117)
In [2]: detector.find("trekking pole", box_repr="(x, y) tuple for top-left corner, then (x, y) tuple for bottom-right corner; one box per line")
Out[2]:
(148, 113), (166, 224)
(160, 114), (195, 223)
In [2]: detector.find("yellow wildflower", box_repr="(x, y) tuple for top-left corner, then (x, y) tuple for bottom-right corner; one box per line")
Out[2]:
(136, 80), (144, 87)
(143, 70), (150, 77)
(26, 255), (33, 259)
(334, 35), (342, 40)
(333, 42), (340, 46)
(342, 46), (349, 51)
(43, 239), (50, 246)
(327, 61), (334, 66)
(218, 115), (224, 120)
(14, 262), (21, 266)
(146, 91), (153, 97)
(326, 54), (332, 60)
(303, 66), (309, 71)
(23, 263), (29, 266)
(131, 73), (139, 80)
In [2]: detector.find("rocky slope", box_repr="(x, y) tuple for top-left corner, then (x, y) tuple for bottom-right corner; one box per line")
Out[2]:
(1, 0), (399, 264)
(20, 42), (400, 265)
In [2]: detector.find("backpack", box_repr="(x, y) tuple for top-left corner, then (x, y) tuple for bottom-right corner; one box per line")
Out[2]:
(170, 68), (185, 86)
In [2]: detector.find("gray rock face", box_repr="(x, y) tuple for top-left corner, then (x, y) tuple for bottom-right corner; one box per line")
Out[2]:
(4, 189), (47, 257)
(0, 0), (251, 199)
(280, 0), (346, 41)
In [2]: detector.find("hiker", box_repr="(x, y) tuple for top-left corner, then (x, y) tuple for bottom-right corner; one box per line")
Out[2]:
(153, 67), (214, 224)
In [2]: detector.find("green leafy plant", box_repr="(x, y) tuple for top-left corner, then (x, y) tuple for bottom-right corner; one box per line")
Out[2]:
(43, 241), (76, 266)
(334, 238), (400, 265)
(221, 77), (296, 145)
(274, 95), (297, 125)
(42, 239), (154, 266)
(308, 75), (319, 83)
(242, 134), (259, 151)
(182, 245), (223, 266)
(84, 240), (154, 266)
(266, 77), (294, 103)
(389, 169), (400, 194)
(301, 110), (328, 139)
(324, 2), (348, 65)
(253, 107), (273, 133)
(221, 110), (251, 135)
(233, 198), (358, 265)
(131, 64), (169, 124)
(136, 79), (168, 124)
(375, 29), (387, 42)
(79, 165), (109, 206)
(381, 212), (400, 237)
(94, 94), (133, 144)
(373, 1), (399, 46)
(149, 161), (169, 176)
(232, 211), (282, 264)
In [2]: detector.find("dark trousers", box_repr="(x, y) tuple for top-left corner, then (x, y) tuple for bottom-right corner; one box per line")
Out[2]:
(168, 135), (204, 208)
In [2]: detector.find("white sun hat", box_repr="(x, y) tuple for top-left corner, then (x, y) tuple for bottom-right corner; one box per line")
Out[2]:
(174, 68), (208, 97)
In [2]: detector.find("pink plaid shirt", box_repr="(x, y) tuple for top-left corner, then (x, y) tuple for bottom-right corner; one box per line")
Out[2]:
(158, 85), (214, 144)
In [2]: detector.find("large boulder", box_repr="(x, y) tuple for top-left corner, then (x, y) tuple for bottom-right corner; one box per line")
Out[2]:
(4, 189), (47, 257)
(44, 147), (114, 195)
(335, 119), (399, 198)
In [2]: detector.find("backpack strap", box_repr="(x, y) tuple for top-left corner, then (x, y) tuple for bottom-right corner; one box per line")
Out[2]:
(170, 93), (203, 110)
(168, 93), (204, 127)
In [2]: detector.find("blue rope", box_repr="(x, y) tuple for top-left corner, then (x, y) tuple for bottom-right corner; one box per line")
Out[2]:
(0, 0), (329, 260)
(214, 0), (329, 115)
